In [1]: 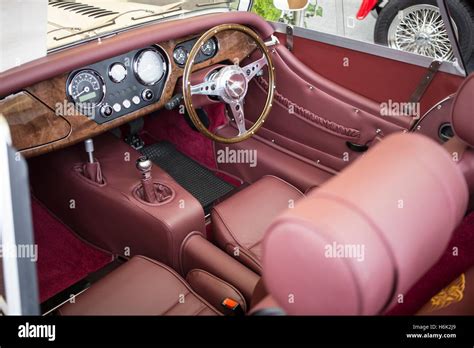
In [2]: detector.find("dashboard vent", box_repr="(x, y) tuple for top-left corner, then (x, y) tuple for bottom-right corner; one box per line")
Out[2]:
(48, 1), (118, 19)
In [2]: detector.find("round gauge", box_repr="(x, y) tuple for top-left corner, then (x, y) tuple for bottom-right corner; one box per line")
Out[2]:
(67, 69), (105, 109)
(173, 46), (188, 65)
(201, 39), (217, 56)
(108, 62), (127, 83)
(134, 48), (166, 85)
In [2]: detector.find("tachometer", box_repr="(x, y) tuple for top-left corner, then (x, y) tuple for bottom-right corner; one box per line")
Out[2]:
(134, 47), (166, 85)
(67, 69), (105, 110)
(201, 38), (217, 57)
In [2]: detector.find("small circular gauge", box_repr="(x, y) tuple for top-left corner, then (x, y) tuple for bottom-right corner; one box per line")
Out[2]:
(173, 46), (188, 65)
(201, 38), (217, 56)
(108, 62), (127, 83)
(134, 48), (166, 85)
(67, 69), (105, 110)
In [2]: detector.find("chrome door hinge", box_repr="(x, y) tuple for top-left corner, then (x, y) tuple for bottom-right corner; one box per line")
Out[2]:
(265, 35), (280, 47)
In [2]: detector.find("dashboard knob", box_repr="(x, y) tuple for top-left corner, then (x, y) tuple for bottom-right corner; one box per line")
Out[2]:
(142, 89), (154, 102)
(100, 104), (113, 118)
(123, 99), (131, 109)
(113, 103), (122, 113)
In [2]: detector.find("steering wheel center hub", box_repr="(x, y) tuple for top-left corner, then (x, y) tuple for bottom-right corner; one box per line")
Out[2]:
(214, 65), (248, 102)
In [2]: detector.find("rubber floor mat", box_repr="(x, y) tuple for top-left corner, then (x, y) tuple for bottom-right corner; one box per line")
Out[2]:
(141, 142), (235, 214)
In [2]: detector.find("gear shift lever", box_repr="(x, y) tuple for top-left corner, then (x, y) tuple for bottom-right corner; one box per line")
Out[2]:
(84, 139), (95, 164)
(135, 156), (173, 204)
(136, 156), (157, 203)
(82, 138), (104, 184)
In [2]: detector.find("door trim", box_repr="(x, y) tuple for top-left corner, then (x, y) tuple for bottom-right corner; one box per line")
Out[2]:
(270, 21), (465, 77)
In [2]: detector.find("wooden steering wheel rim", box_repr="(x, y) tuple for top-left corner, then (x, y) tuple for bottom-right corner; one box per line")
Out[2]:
(182, 24), (275, 144)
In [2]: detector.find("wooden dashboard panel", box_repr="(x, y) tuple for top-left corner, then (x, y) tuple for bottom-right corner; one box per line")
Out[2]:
(1, 29), (256, 157)
(0, 92), (71, 151)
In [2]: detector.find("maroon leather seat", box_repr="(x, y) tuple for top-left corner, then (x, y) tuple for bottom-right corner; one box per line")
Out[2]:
(56, 73), (474, 317)
(59, 133), (469, 316)
(261, 132), (468, 315)
(211, 175), (304, 274)
(59, 256), (220, 315)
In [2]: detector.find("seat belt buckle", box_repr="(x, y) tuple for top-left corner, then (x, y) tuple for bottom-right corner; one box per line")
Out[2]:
(221, 297), (244, 316)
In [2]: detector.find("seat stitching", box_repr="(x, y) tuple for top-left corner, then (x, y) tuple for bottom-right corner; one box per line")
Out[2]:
(225, 242), (262, 273)
(212, 207), (248, 251)
(134, 256), (220, 313)
(161, 290), (191, 315)
(263, 175), (305, 197)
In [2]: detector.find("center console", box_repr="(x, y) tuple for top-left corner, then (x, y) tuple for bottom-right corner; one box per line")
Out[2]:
(28, 132), (206, 269)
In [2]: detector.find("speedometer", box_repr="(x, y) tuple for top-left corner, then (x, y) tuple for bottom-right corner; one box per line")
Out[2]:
(67, 69), (105, 110)
(134, 48), (166, 85)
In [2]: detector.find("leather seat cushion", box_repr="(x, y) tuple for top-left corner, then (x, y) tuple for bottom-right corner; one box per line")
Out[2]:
(58, 256), (220, 315)
(211, 175), (304, 274)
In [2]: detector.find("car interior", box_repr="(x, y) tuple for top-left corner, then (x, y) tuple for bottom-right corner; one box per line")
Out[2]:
(1, 2), (474, 317)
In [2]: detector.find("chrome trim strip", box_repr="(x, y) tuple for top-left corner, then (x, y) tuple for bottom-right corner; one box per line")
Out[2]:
(270, 21), (464, 76)
(0, 115), (22, 315)
(436, 0), (467, 76)
(410, 94), (455, 132)
(42, 287), (89, 316)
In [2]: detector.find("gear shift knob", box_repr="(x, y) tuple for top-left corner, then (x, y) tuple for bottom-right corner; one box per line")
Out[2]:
(136, 156), (152, 175)
(135, 156), (157, 203)
(84, 138), (95, 164)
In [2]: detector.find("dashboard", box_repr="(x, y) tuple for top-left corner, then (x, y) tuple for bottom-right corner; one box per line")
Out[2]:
(66, 37), (218, 124)
(0, 13), (262, 158)
(67, 46), (168, 124)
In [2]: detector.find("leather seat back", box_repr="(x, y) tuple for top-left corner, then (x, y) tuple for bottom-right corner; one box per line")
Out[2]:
(452, 73), (474, 147)
(262, 133), (468, 315)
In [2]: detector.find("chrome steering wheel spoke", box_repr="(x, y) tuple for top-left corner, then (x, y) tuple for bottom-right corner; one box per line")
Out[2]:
(190, 80), (222, 97)
(229, 100), (246, 135)
(242, 55), (267, 82)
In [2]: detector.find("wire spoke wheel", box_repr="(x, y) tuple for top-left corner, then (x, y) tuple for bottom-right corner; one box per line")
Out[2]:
(388, 4), (457, 60)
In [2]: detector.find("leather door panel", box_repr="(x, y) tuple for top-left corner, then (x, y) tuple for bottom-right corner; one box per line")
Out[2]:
(276, 34), (464, 115)
(243, 44), (411, 172)
(215, 35), (463, 187)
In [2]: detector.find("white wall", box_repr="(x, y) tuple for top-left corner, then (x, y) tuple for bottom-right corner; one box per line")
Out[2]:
(0, 0), (48, 72)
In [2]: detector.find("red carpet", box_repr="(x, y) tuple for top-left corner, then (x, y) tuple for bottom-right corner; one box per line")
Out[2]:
(32, 199), (113, 302)
(388, 211), (474, 315)
(143, 104), (227, 169)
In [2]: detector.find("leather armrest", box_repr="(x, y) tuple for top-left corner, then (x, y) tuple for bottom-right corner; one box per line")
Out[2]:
(180, 232), (260, 304)
(186, 269), (247, 315)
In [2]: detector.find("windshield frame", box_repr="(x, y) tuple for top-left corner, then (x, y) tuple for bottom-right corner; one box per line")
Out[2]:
(47, 0), (253, 54)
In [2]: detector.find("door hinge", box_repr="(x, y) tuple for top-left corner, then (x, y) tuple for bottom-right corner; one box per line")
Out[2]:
(285, 25), (294, 51)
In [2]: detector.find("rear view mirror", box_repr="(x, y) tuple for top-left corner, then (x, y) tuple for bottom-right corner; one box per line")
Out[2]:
(273, 0), (309, 11)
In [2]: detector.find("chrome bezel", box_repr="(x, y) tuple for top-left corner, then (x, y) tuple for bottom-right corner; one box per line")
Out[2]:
(200, 37), (217, 57)
(108, 62), (128, 83)
(133, 46), (167, 86)
(173, 46), (188, 66)
(67, 69), (106, 111)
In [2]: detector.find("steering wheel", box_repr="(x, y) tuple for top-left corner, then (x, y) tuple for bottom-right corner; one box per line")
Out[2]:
(182, 24), (275, 144)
